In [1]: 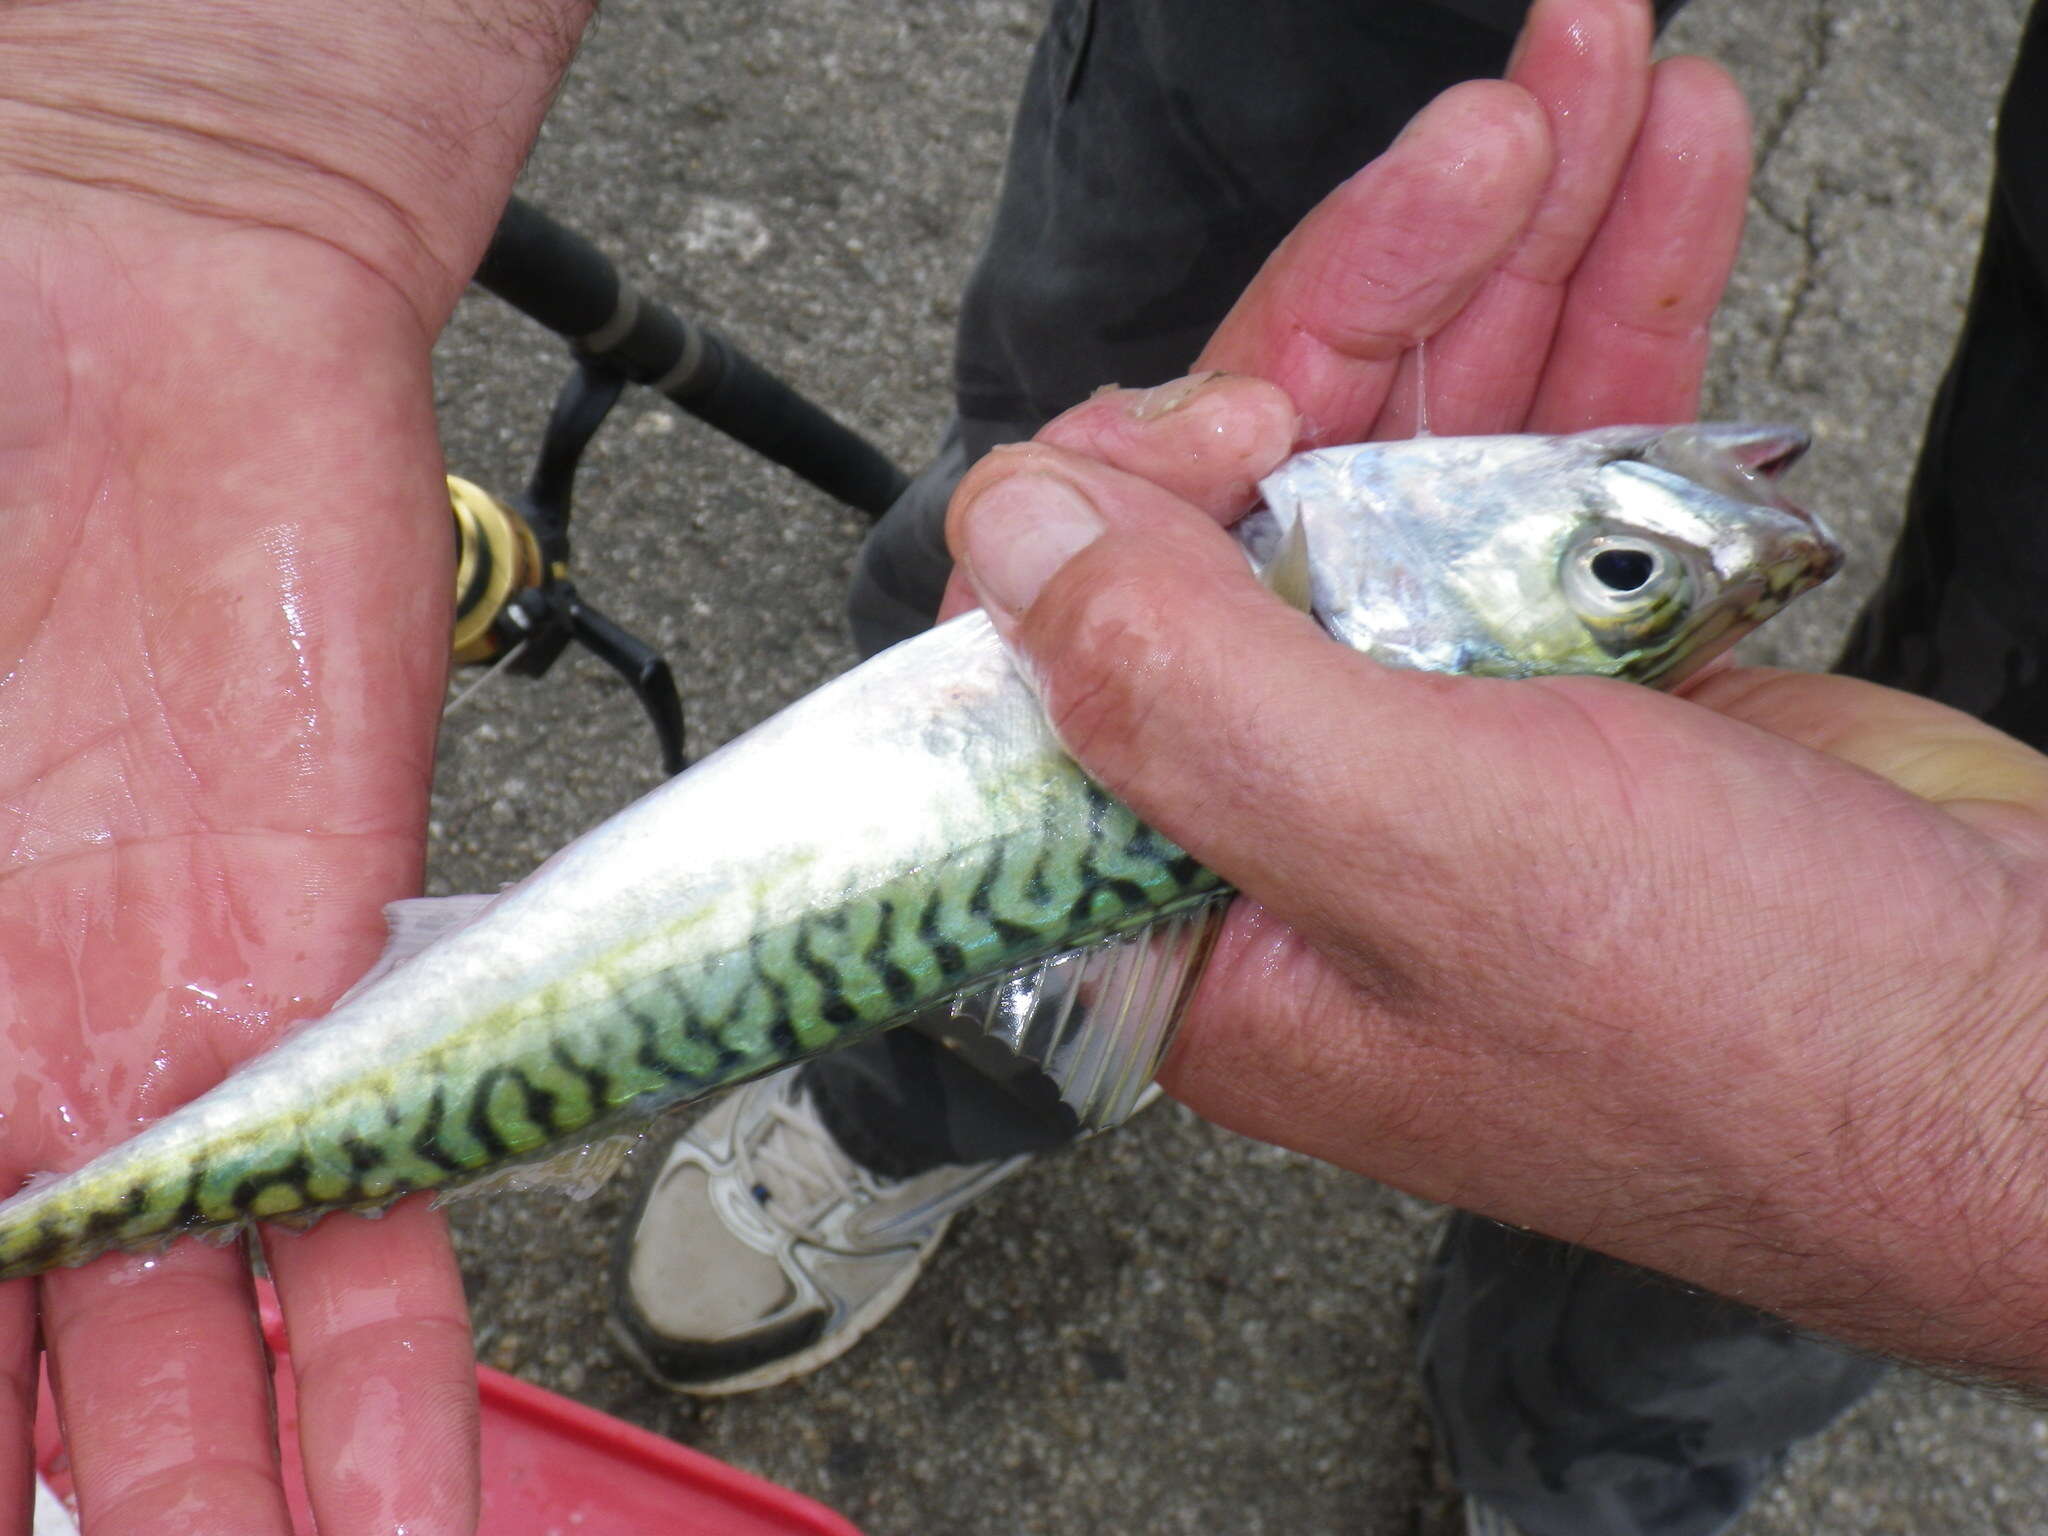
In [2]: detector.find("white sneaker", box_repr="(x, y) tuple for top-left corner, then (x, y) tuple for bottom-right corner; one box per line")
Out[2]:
(608, 1068), (1029, 1394)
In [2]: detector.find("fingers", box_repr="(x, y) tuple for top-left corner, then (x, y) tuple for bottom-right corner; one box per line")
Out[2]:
(1689, 666), (2048, 823)
(35, 1206), (478, 1536)
(1375, 0), (1656, 435)
(1192, 1), (1746, 442)
(43, 1246), (292, 1535)
(1524, 53), (1751, 430)
(940, 1), (1739, 626)
(0, 1282), (34, 1536)
(264, 1201), (479, 1536)
(1029, 375), (1302, 521)
(1195, 79), (1552, 442)
(1496, 0), (1660, 295)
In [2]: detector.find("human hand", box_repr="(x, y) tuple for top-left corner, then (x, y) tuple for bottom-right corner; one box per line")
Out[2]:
(947, 0), (2048, 1386)
(0, 2), (590, 1530)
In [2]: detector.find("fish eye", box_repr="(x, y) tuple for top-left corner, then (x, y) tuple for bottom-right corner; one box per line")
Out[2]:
(1561, 533), (1691, 652)
(1564, 536), (1679, 608)
(1590, 547), (1657, 593)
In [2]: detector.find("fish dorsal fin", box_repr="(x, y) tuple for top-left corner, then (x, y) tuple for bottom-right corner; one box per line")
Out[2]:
(335, 893), (499, 1008)
(941, 895), (1229, 1131)
(1258, 508), (1315, 615)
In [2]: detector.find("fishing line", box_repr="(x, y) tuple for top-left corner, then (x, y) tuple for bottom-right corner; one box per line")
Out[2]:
(1411, 338), (1434, 438)
(443, 636), (531, 719)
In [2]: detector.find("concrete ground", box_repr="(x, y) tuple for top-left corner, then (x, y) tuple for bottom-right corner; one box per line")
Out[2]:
(425, 0), (2047, 1531)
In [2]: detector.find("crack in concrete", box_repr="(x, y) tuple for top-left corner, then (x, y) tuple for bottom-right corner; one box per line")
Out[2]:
(1754, 0), (1836, 178)
(1765, 191), (1825, 382)
(1752, 0), (1837, 384)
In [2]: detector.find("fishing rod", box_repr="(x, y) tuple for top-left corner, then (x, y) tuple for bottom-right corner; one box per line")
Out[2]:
(446, 195), (912, 776)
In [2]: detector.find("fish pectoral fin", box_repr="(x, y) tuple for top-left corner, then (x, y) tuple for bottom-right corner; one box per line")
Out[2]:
(1257, 508), (1315, 615)
(262, 1208), (330, 1234)
(429, 1131), (643, 1208)
(335, 893), (501, 1007)
(938, 895), (1229, 1133)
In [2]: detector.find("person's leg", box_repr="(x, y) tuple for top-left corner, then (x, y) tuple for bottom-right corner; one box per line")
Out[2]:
(614, 0), (1540, 1395)
(849, 0), (1532, 656)
(1834, 0), (2048, 741)
(1421, 1216), (1883, 1536)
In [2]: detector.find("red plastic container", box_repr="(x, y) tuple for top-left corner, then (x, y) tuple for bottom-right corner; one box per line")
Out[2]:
(35, 1283), (864, 1536)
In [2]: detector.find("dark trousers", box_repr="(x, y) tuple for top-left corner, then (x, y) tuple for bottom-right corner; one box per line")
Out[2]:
(819, 2), (2048, 1530)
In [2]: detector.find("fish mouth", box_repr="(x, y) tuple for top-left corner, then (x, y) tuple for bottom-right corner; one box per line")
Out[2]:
(1768, 535), (1843, 599)
(1756, 487), (1845, 600)
(1630, 563), (1822, 688)
(1644, 423), (1845, 590)
(1748, 488), (1842, 600)
(1600, 422), (1845, 592)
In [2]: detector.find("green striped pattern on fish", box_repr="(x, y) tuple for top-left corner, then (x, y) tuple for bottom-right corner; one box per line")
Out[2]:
(0, 759), (1219, 1280)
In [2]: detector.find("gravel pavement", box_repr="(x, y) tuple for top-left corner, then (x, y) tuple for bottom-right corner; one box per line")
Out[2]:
(424, 1), (2048, 1531)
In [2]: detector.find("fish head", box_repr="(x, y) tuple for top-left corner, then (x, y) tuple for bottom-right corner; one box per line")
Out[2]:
(1247, 424), (1843, 688)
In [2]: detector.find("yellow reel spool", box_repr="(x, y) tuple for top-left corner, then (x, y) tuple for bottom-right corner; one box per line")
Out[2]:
(448, 476), (548, 664)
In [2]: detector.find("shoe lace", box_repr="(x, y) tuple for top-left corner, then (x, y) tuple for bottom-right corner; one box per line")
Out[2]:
(741, 1094), (876, 1242)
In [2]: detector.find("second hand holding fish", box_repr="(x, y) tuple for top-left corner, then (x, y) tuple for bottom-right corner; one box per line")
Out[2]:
(945, 11), (2048, 1392)
(970, 383), (2048, 1391)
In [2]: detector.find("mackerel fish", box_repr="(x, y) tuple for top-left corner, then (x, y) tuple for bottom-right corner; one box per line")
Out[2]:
(0, 424), (1840, 1279)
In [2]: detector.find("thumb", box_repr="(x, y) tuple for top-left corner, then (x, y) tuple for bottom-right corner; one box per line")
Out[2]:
(949, 445), (1566, 958)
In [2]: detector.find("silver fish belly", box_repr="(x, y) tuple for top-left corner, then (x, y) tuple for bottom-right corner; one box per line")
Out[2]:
(0, 424), (1840, 1278)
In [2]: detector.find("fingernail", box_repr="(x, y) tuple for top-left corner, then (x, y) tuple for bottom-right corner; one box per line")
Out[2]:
(959, 472), (1104, 618)
(1126, 370), (1227, 422)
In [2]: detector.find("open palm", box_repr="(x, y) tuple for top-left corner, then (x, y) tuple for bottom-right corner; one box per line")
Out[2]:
(0, 6), (591, 1525)
(0, 208), (477, 1532)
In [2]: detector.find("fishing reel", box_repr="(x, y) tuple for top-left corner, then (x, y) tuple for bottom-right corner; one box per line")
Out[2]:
(443, 196), (910, 778)
(446, 359), (688, 776)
